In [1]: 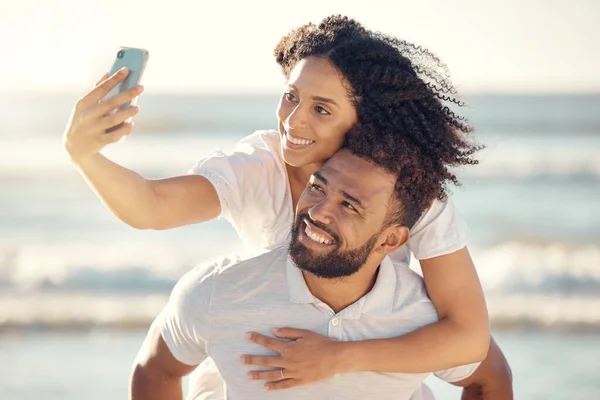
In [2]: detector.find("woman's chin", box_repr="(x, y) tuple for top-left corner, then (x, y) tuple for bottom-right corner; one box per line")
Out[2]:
(280, 148), (313, 168)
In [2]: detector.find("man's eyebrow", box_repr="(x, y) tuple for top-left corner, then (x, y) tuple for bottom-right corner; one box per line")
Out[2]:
(313, 171), (364, 208)
(313, 171), (327, 184)
(341, 190), (364, 209)
(288, 84), (340, 109)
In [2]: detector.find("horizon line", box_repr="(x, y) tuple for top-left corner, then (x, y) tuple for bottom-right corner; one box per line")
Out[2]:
(4, 89), (600, 98)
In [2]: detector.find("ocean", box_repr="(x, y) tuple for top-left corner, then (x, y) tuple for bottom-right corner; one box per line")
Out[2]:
(1, 92), (599, 399)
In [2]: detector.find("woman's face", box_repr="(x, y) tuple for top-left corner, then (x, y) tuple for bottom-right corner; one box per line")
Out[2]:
(276, 56), (357, 169)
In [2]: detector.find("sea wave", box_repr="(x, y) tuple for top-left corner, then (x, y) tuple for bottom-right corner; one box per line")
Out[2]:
(2, 241), (599, 295)
(1, 134), (600, 179)
(2, 293), (600, 332)
(470, 242), (600, 295)
(0, 241), (241, 294)
(1, 241), (599, 331)
(457, 140), (600, 178)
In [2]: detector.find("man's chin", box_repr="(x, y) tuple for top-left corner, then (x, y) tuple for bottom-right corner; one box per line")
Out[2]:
(293, 259), (358, 280)
(290, 243), (320, 267)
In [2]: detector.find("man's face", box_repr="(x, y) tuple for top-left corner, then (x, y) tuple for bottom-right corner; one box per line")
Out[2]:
(289, 149), (397, 278)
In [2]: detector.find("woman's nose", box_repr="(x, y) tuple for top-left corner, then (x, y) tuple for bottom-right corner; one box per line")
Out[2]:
(286, 104), (308, 129)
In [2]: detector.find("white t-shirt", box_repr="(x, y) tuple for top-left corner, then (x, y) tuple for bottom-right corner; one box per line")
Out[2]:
(185, 129), (471, 399)
(160, 246), (478, 400)
(190, 130), (469, 261)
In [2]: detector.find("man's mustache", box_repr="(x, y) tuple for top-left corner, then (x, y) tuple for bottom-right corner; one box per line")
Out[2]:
(296, 212), (341, 244)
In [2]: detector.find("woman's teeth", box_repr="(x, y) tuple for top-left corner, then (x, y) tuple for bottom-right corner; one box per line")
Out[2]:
(305, 224), (333, 245)
(287, 133), (314, 146)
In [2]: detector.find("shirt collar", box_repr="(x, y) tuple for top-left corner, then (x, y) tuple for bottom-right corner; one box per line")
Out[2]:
(286, 255), (316, 304)
(285, 255), (397, 315)
(360, 256), (397, 315)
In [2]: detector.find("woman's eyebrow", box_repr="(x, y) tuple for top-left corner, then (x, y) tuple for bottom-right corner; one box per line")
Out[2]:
(287, 84), (340, 109)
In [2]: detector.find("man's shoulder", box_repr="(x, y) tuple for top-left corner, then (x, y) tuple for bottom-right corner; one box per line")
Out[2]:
(214, 245), (289, 278)
(192, 246), (290, 310)
(171, 246), (289, 306)
(187, 244), (286, 274)
(186, 245), (287, 284)
(385, 257), (426, 291)
(170, 254), (242, 301)
(385, 259), (438, 320)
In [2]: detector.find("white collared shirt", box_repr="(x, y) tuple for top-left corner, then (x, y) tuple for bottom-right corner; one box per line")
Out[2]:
(185, 129), (471, 399)
(160, 246), (478, 400)
(189, 130), (469, 261)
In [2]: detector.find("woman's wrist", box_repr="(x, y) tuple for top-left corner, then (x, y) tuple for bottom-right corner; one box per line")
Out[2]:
(335, 340), (366, 373)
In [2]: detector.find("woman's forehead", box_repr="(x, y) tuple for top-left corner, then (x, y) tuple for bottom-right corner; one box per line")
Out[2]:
(287, 57), (349, 99)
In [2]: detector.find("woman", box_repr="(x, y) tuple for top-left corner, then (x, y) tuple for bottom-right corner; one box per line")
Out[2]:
(64, 15), (489, 395)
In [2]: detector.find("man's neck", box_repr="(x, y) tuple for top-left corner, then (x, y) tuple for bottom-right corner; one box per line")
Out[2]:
(302, 258), (382, 314)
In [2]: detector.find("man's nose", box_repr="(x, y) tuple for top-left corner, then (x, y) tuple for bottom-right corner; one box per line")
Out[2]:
(308, 199), (334, 226)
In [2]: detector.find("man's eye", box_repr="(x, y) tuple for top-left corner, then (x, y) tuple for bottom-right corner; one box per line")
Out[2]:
(311, 183), (323, 192)
(342, 201), (356, 211)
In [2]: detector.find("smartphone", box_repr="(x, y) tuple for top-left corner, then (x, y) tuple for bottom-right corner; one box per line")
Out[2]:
(104, 47), (149, 132)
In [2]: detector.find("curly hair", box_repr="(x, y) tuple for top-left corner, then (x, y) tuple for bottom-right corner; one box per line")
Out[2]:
(274, 15), (483, 228)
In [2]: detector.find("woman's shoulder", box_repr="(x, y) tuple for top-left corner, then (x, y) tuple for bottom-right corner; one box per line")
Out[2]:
(407, 196), (469, 260)
(237, 130), (281, 155)
(194, 130), (283, 175)
(411, 197), (459, 231)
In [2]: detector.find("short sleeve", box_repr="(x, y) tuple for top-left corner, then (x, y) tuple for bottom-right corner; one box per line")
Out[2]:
(406, 197), (469, 260)
(187, 131), (288, 248)
(188, 144), (272, 225)
(188, 148), (238, 223)
(434, 362), (480, 383)
(160, 261), (219, 366)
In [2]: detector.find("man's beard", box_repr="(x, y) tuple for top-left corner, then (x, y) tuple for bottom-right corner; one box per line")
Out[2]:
(288, 213), (380, 279)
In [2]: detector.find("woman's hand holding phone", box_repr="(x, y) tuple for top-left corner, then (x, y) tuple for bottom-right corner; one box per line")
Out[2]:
(63, 68), (144, 164)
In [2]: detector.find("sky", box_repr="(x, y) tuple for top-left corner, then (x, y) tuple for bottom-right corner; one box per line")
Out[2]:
(1, 0), (599, 94)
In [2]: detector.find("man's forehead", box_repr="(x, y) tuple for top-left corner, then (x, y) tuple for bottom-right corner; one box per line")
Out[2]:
(318, 151), (396, 200)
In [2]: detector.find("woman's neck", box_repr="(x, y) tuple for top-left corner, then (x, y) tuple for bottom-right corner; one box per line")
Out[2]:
(286, 162), (323, 209)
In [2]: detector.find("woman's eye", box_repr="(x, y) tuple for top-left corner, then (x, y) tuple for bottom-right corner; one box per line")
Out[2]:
(315, 106), (330, 115)
(342, 201), (356, 212)
(284, 92), (296, 102)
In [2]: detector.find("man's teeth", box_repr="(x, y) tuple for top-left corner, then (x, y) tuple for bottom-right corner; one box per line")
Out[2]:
(305, 225), (333, 245)
(287, 133), (314, 146)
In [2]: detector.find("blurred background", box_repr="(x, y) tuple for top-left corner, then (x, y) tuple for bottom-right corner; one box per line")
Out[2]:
(1, 0), (599, 399)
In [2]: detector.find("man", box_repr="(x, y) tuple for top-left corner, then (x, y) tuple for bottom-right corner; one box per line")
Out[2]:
(131, 149), (512, 399)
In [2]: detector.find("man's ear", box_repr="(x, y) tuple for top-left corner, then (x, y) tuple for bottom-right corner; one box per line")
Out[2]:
(376, 225), (410, 255)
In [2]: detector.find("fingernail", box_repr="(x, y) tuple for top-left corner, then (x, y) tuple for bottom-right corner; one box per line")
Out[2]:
(245, 332), (252, 340)
(136, 85), (144, 92)
(272, 328), (279, 333)
(119, 67), (128, 75)
(239, 356), (246, 363)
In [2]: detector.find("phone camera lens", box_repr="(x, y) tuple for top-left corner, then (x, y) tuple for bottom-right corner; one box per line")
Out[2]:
(117, 50), (124, 59)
